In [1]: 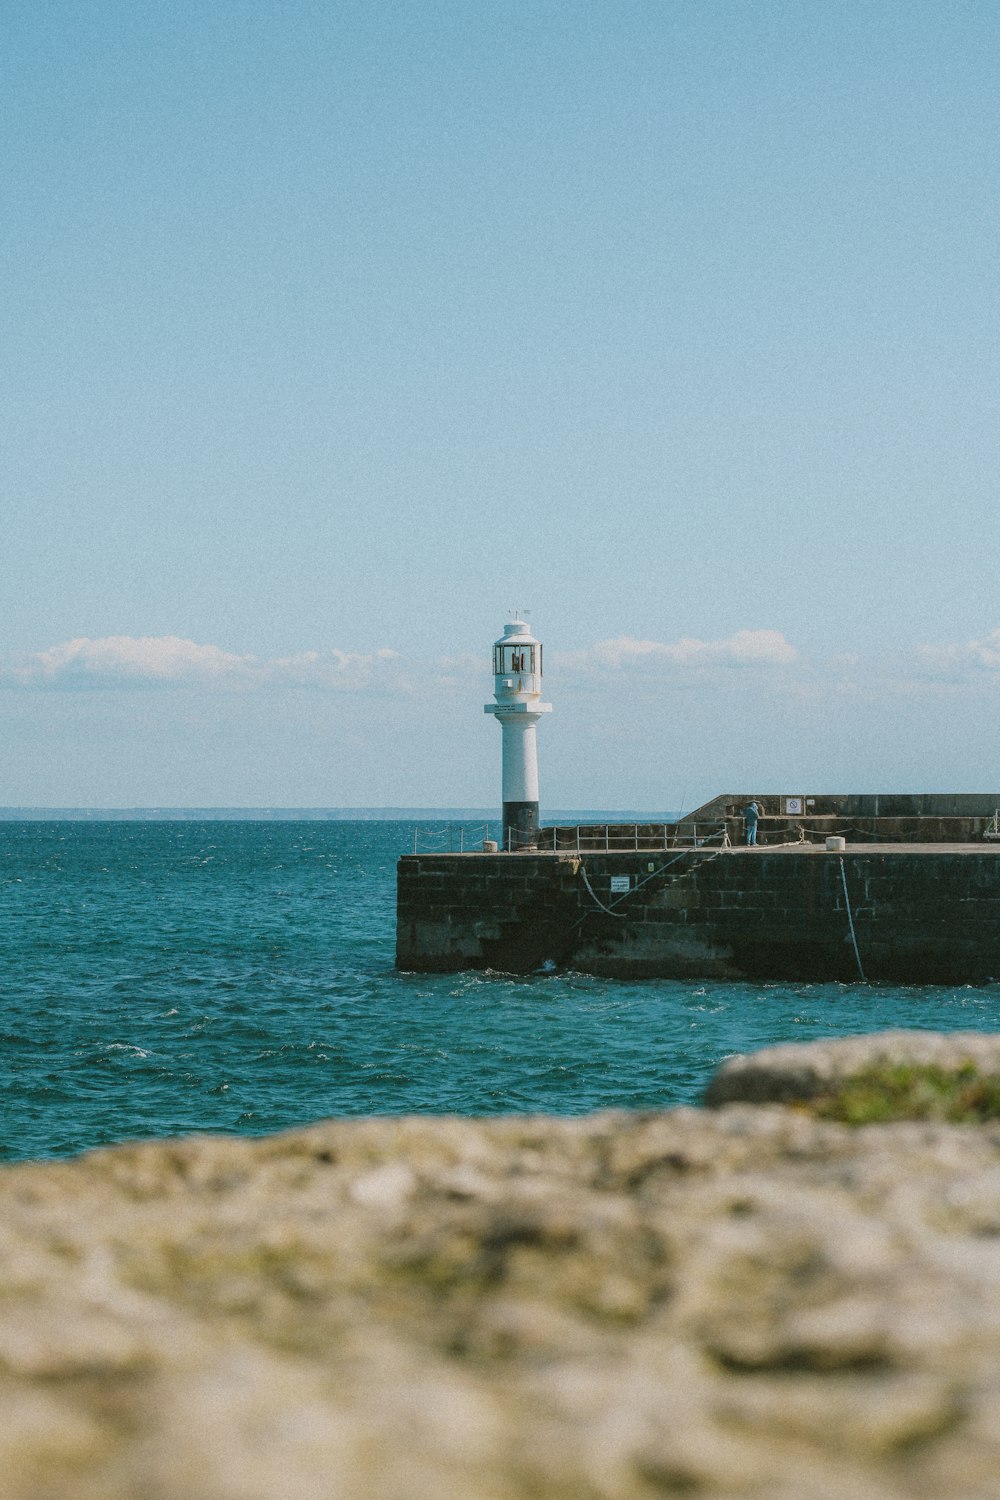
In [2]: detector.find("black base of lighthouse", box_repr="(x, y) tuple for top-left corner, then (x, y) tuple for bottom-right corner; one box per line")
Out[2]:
(503, 801), (539, 851)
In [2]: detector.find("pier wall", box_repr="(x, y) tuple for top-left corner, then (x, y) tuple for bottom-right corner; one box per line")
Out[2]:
(396, 848), (1000, 983)
(680, 792), (1000, 820)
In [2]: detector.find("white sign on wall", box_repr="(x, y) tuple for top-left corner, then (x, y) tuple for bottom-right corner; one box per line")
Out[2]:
(784, 797), (804, 815)
(609, 875), (631, 893)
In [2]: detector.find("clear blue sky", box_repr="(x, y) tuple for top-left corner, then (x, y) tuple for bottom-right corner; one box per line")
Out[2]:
(3, 1), (999, 808)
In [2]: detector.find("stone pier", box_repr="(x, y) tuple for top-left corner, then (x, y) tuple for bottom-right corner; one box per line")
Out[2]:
(396, 845), (1000, 982)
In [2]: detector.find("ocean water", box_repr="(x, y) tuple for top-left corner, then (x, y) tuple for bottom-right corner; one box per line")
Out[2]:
(3, 820), (1000, 1163)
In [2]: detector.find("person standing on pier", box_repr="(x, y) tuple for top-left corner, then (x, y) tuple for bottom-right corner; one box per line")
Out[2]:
(744, 799), (761, 846)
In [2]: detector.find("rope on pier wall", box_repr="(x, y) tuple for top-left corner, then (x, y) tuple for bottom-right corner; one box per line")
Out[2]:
(578, 845), (726, 919)
(578, 863), (629, 916)
(839, 857), (868, 982)
(513, 847), (730, 971)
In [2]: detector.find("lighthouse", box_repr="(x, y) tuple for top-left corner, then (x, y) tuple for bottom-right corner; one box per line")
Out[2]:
(484, 617), (552, 850)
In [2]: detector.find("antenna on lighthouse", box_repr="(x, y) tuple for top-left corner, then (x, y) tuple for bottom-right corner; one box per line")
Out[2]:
(484, 616), (552, 851)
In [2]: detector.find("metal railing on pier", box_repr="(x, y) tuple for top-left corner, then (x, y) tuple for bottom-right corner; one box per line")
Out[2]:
(406, 812), (1000, 861)
(543, 822), (730, 852)
(409, 822), (498, 854)
(408, 821), (734, 855)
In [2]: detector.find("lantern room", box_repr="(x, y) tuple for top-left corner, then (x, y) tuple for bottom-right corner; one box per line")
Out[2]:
(492, 619), (543, 702)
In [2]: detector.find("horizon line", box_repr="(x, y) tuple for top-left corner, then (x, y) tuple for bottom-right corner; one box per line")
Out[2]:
(0, 804), (682, 819)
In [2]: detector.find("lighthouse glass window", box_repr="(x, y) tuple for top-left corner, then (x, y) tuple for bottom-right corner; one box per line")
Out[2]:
(494, 644), (538, 675)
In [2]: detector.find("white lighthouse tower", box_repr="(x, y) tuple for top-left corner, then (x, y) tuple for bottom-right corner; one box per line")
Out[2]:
(484, 617), (552, 850)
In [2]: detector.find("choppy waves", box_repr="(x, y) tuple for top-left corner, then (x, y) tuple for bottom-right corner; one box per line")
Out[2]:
(3, 821), (1000, 1160)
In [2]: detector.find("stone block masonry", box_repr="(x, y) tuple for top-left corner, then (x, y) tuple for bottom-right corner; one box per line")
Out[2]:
(396, 847), (1000, 982)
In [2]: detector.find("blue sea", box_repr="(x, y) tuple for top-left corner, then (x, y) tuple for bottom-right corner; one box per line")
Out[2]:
(3, 820), (1000, 1163)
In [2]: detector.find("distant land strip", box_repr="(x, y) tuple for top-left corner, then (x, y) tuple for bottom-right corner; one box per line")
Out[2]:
(0, 808), (682, 823)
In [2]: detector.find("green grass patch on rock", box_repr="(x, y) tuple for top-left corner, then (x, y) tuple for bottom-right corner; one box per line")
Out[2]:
(810, 1062), (1000, 1125)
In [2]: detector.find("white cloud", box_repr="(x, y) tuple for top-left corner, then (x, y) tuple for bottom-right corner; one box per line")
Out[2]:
(0, 636), (404, 692)
(558, 629), (799, 673)
(3, 636), (255, 687)
(0, 628), (799, 696)
(257, 647), (403, 690)
(916, 629), (1000, 680)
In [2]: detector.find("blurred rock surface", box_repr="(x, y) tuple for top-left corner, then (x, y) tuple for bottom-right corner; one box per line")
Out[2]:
(5, 1033), (1000, 1497)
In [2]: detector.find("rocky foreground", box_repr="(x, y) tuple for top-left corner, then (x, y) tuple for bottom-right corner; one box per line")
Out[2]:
(7, 1032), (1000, 1499)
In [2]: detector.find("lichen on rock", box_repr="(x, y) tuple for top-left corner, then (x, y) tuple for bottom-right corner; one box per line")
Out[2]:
(705, 1029), (1000, 1122)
